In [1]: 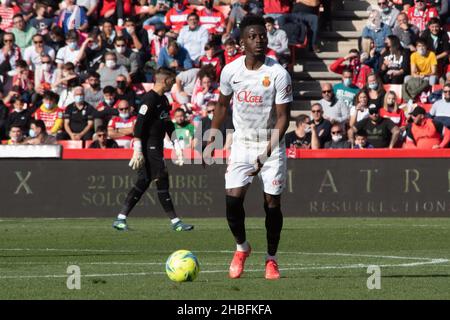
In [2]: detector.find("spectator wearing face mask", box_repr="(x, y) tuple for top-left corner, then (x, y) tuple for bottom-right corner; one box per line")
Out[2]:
(377, 0), (400, 28)
(329, 49), (373, 89)
(312, 122), (352, 149)
(362, 10), (392, 54)
(98, 51), (130, 88)
(223, 38), (242, 65)
(25, 119), (57, 145)
(94, 85), (120, 130)
(332, 67), (360, 109)
(59, 85), (95, 141)
(107, 100), (136, 148)
(365, 73), (386, 108)
(404, 38), (437, 88)
(34, 54), (57, 96)
(198, 0), (226, 35)
(113, 36), (140, 79)
(55, 30), (82, 69)
(407, 0), (439, 33)
(115, 74), (136, 108)
(285, 114), (312, 149)
(32, 90), (64, 136)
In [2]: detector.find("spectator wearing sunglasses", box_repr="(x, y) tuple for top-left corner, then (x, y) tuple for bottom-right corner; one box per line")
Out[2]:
(319, 82), (350, 124)
(378, 0), (400, 28)
(89, 125), (119, 149)
(350, 104), (400, 148)
(312, 122), (352, 149)
(11, 13), (37, 50)
(310, 103), (332, 148)
(23, 34), (55, 71)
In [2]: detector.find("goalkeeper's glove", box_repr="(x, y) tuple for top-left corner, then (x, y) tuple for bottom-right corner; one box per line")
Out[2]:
(129, 140), (145, 170)
(173, 139), (184, 166)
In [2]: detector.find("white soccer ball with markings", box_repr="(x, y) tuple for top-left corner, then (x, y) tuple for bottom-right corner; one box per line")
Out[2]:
(165, 250), (200, 282)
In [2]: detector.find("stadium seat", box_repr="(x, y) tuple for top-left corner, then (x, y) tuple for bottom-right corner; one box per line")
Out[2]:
(432, 84), (443, 92)
(188, 4), (205, 12)
(383, 84), (403, 104)
(288, 38), (308, 72)
(421, 103), (433, 112)
(1, 140), (8, 145)
(57, 140), (83, 149)
(84, 140), (94, 148)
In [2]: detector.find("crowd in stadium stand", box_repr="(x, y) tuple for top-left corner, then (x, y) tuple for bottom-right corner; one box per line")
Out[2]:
(1, 0), (449, 151)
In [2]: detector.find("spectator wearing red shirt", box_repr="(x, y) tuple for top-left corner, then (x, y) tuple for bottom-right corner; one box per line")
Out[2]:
(329, 49), (372, 89)
(223, 38), (242, 65)
(150, 24), (170, 65)
(94, 85), (120, 128)
(165, 0), (192, 34)
(107, 100), (136, 148)
(199, 42), (222, 79)
(407, 0), (439, 33)
(33, 91), (64, 136)
(405, 106), (450, 149)
(379, 91), (407, 129)
(263, 0), (291, 23)
(0, 0), (20, 32)
(198, 0), (226, 35)
(99, 0), (132, 25)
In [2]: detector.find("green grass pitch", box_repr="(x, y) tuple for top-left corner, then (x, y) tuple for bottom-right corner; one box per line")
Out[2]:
(0, 217), (449, 299)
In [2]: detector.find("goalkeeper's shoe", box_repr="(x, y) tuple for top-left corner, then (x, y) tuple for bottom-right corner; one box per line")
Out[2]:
(229, 245), (251, 279)
(113, 218), (128, 231)
(265, 259), (280, 280)
(172, 220), (194, 231)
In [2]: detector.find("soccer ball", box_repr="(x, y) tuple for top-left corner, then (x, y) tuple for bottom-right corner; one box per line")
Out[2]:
(165, 250), (200, 282)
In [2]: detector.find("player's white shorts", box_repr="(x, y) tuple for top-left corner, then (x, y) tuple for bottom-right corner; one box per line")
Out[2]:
(225, 142), (287, 195)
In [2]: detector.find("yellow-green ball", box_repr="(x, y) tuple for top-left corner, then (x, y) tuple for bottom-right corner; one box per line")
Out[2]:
(166, 250), (200, 282)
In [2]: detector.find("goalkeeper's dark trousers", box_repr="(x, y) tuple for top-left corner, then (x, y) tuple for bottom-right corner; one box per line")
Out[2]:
(119, 156), (177, 220)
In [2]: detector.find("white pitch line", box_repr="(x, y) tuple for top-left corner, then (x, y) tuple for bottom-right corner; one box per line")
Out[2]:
(0, 248), (447, 262)
(0, 259), (448, 280)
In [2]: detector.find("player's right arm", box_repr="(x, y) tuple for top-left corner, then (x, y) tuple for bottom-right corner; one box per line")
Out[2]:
(129, 97), (153, 170)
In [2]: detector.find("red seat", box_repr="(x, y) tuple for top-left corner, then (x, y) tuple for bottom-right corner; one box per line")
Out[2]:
(432, 84), (443, 92)
(383, 84), (403, 104)
(420, 103), (432, 112)
(58, 140), (83, 149)
(84, 140), (94, 148)
(188, 4), (205, 12)
(288, 38), (308, 72)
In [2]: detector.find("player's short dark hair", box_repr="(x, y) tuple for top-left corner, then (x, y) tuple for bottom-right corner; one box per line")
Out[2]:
(103, 86), (116, 95)
(239, 14), (266, 35)
(295, 114), (310, 127)
(96, 125), (107, 133)
(43, 90), (58, 101)
(355, 129), (368, 138)
(31, 119), (46, 132)
(174, 108), (186, 115)
(342, 67), (353, 75)
(224, 38), (236, 47)
(155, 67), (176, 79)
(264, 17), (275, 25)
(87, 71), (100, 79)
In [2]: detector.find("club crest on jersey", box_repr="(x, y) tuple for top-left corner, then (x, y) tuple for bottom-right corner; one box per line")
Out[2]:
(139, 104), (148, 115)
(262, 76), (271, 87)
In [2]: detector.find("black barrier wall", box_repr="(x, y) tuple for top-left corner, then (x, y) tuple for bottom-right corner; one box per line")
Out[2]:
(1, 159), (450, 217)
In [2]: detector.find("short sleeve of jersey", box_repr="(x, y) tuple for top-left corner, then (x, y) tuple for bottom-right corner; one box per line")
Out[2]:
(219, 63), (234, 96)
(274, 67), (293, 105)
(63, 105), (71, 119)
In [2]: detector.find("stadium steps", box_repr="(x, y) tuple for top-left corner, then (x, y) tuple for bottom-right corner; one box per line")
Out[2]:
(290, 0), (376, 120)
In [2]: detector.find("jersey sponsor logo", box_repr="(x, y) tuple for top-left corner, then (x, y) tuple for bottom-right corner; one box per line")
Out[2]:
(236, 90), (263, 104)
(139, 104), (148, 115)
(262, 76), (271, 87)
